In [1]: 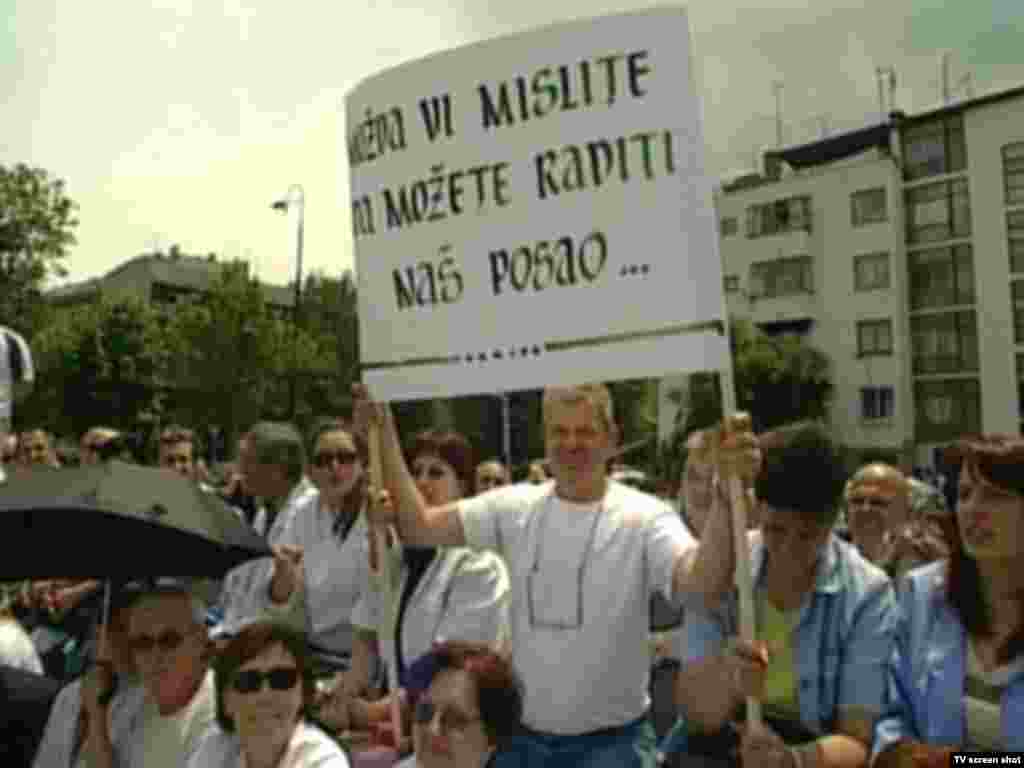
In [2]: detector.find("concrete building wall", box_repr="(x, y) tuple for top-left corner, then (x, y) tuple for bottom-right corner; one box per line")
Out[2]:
(962, 96), (1024, 435)
(716, 152), (910, 454)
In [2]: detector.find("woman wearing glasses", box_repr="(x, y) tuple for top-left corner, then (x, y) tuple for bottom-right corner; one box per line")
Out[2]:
(263, 420), (373, 668)
(397, 642), (525, 768)
(319, 431), (509, 749)
(188, 621), (349, 768)
(873, 435), (1024, 765)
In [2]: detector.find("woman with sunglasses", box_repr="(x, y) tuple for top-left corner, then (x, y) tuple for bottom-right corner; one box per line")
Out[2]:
(263, 420), (373, 669)
(319, 431), (510, 751)
(396, 642), (526, 768)
(873, 435), (1024, 765)
(188, 621), (349, 768)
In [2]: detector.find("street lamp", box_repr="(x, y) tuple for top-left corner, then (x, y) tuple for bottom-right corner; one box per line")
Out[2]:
(271, 184), (305, 420)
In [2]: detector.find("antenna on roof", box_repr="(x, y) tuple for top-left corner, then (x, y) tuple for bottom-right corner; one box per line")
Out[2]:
(772, 81), (785, 147)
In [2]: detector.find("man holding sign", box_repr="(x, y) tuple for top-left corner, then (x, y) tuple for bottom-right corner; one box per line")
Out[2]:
(348, 8), (762, 766)
(355, 383), (757, 768)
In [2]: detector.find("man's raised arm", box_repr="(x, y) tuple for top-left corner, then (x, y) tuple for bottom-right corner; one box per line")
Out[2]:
(355, 384), (466, 548)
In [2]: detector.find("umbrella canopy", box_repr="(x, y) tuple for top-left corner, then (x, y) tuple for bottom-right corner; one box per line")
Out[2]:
(0, 461), (270, 579)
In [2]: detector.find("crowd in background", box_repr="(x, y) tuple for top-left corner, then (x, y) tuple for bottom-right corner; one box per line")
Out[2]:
(0, 383), (1021, 768)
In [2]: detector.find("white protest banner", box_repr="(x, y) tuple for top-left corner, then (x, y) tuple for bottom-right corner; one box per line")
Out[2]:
(347, 6), (729, 401)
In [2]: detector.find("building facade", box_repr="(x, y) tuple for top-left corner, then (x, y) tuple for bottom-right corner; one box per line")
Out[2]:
(714, 84), (1024, 466)
(46, 251), (294, 314)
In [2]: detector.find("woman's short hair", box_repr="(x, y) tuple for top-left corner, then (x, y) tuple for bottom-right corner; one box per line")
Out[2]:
(754, 425), (846, 527)
(212, 621), (314, 732)
(406, 641), (524, 749)
(407, 430), (475, 498)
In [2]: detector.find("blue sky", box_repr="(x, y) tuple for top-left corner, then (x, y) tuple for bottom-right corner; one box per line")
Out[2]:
(3, 0), (1021, 289)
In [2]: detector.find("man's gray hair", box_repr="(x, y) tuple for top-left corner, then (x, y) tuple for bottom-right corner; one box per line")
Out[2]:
(246, 422), (306, 486)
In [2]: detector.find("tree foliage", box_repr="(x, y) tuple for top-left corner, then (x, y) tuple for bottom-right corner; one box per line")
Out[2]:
(163, 262), (319, 440)
(682, 318), (832, 436)
(648, 317), (833, 491)
(21, 298), (168, 437)
(0, 164), (78, 334)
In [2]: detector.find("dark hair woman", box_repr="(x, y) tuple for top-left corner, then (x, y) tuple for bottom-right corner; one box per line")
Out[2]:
(873, 435), (1024, 765)
(188, 621), (349, 768)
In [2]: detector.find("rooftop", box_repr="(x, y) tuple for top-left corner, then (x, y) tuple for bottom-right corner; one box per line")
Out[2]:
(46, 252), (294, 307)
(718, 80), (1024, 192)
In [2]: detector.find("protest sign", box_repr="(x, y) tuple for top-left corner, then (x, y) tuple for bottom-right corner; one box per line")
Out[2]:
(347, 6), (729, 401)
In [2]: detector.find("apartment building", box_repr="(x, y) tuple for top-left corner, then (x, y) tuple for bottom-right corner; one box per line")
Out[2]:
(714, 83), (1024, 466)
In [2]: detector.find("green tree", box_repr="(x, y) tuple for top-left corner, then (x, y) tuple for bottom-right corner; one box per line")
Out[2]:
(683, 317), (832, 435)
(21, 298), (169, 437)
(165, 262), (318, 442)
(294, 270), (362, 426)
(608, 379), (659, 467)
(0, 164), (78, 335)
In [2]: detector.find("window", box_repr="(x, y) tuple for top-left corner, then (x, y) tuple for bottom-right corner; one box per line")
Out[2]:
(723, 275), (740, 293)
(1014, 281), (1024, 344)
(1003, 143), (1024, 206)
(908, 244), (974, 310)
(746, 196), (812, 237)
(749, 257), (813, 298)
(857, 319), (893, 357)
(854, 252), (890, 291)
(902, 114), (967, 181)
(861, 387), (895, 420)
(910, 310), (979, 374)
(851, 188), (887, 227)
(720, 217), (738, 237)
(905, 179), (971, 245)
(914, 378), (981, 442)
(1009, 210), (1024, 273)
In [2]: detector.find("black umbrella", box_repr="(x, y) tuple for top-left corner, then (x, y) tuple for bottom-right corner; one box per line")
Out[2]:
(0, 461), (270, 579)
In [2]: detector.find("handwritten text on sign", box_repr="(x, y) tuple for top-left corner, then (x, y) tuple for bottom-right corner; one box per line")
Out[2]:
(346, 8), (728, 401)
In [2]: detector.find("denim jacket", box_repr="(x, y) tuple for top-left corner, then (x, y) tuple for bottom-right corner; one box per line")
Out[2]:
(683, 532), (898, 735)
(872, 561), (1024, 758)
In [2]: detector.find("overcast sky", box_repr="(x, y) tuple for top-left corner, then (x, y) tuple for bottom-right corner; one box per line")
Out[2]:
(3, 0), (1021, 289)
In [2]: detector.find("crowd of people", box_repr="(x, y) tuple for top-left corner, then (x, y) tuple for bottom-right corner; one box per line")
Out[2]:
(0, 380), (1022, 768)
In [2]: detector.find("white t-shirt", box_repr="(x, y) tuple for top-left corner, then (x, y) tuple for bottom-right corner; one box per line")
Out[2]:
(126, 669), (217, 768)
(457, 480), (694, 735)
(187, 721), (350, 768)
(0, 617), (43, 674)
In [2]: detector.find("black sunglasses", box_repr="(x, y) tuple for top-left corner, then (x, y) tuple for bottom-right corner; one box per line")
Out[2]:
(313, 450), (359, 469)
(232, 666), (300, 694)
(130, 630), (187, 654)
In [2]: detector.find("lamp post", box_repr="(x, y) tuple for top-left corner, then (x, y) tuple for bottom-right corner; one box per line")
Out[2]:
(271, 184), (305, 421)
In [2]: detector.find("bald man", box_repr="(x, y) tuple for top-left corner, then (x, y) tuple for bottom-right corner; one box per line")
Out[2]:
(845, 463), (948, 578)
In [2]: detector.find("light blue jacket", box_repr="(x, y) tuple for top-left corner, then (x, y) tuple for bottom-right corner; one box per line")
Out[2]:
(683, 533), (898, 735)
(872, 561), (1024, 757)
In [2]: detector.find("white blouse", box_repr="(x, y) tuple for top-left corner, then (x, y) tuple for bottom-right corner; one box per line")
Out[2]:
(188, 721), (350, 768)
